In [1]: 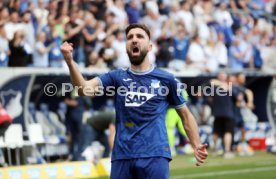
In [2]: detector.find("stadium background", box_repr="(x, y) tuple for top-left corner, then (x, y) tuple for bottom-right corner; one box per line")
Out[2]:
(0, 0), (276, 178)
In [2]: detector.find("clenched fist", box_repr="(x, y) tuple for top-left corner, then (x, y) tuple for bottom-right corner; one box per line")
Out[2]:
(60, 42), (74, 65)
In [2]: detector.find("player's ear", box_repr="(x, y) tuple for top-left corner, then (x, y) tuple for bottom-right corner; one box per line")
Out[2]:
(148, 41), (152, 51)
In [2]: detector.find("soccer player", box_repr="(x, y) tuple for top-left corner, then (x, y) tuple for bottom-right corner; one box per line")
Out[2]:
(61, 23), (208, 178)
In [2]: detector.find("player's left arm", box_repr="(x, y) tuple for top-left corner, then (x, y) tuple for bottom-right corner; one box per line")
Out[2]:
(176, 105), (208, 166)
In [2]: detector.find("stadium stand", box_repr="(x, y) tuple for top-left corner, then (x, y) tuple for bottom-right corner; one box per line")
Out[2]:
(0, 0), (273, 72)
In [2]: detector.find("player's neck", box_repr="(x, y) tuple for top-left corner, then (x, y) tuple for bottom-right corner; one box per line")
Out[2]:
(130, 57), (152, 73)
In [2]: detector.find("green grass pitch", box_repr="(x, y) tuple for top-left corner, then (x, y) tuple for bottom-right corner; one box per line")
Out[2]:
(94, 151), (276, 179)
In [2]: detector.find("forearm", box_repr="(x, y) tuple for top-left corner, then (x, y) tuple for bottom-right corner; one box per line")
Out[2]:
(177, 106), (201, 149)
(245, 89), (253, 103)
(245, 89), (254, 109)
(182, 111), (201, 149)
(67, 61), (87, 95)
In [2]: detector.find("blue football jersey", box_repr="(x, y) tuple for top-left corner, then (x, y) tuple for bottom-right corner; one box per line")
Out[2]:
(96, 66), (186, 161)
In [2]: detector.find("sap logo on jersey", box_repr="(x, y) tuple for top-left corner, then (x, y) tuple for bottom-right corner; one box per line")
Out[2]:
(125, 91), (155, 107)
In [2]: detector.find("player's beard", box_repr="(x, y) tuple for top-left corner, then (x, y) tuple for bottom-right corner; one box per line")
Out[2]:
(127, 47), (148, 66)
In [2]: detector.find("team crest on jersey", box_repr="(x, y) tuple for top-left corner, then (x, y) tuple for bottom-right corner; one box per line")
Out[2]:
(151, 80), (160, 89)
(125, 91), (155, 107)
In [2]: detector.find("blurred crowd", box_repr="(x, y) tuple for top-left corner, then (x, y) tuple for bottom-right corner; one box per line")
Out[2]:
(0, 0), (275, 72)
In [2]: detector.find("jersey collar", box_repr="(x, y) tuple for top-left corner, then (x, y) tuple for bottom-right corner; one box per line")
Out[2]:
(128, 64), (155, 75)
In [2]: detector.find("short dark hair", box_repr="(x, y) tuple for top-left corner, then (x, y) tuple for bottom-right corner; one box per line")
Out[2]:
(125, 23), (151, 39)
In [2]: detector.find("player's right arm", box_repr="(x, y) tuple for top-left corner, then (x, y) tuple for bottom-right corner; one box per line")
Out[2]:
(60, 42), (99, 96)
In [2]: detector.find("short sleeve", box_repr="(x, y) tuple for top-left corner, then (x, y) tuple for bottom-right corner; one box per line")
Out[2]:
(96, 70), (118, 89)
(167, 76), (186, 109)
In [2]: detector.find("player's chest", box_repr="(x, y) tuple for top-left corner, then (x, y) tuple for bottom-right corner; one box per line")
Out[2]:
(115, 77), (168, 107)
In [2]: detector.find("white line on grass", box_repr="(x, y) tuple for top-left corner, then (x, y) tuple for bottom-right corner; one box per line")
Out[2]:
(171, 166), (276, 179)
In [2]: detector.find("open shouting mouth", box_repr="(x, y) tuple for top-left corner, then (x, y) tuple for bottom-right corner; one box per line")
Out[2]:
(132, 46), (140, 56)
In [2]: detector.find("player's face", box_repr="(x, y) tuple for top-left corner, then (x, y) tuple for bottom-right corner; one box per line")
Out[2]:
(126, 28), (152, 66)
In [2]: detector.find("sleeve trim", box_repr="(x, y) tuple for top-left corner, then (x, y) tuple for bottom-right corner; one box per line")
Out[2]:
(174, 103), (186, 109)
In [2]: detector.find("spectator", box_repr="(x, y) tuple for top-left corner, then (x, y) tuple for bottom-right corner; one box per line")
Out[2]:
(98, 36), (117, 69)
(248, 0), (265, 18)
(41, 14), (64, 68)
(168, 25), (189, 70)
(82, 14), (99, 66)
(214, 2), (235, 46)
(53, 0), (69, 38)
(261, 37), (276, 72)
(8, 30), (32, 67)
(104, 12), (119, 37)
(235, 28), (254, 68)
(106, 0), (128, 28)
(33, 31), (55, 67)
(87, 51), (107, 70)
(156, 35), (172, 68)
(126, 0), (141, 24)
(193, 0), (212, 43)
(235, 73), (256, 155)
(33, 0), (49, 30)
(47, 0), (59, 17)
(140, 1), (168, 41)
(0, 7), (9, 25)
(228, 37), (245, 71)
(173, 25), (190, 61)
(204, 37), (219, 72)
(4, 11), (24, 41)
(186, 34), (208, 71)
(25, 2), (37, 30)
(216, 32), (228, 68)
(169, 2), (180, 23)
(214, 2), (233, 27)
(63, 10), (85, 65)
(22, 12), (35, 49)
(236, 0), (251, 14)
(209, 72), (235, 158)
(112, 29), (130, 69)
(8, 0), (21, 13)
(42, 14), (55, 39)
(176, 0), (195, 35)
(89, 0), (107, 21)
(228, 75), (244, 144)
(47, 29), (64, 68)
(158, 0), (171, 16)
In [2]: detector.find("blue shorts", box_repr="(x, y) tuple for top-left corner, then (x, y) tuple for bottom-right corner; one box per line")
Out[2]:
(110, 157), (169, 179)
